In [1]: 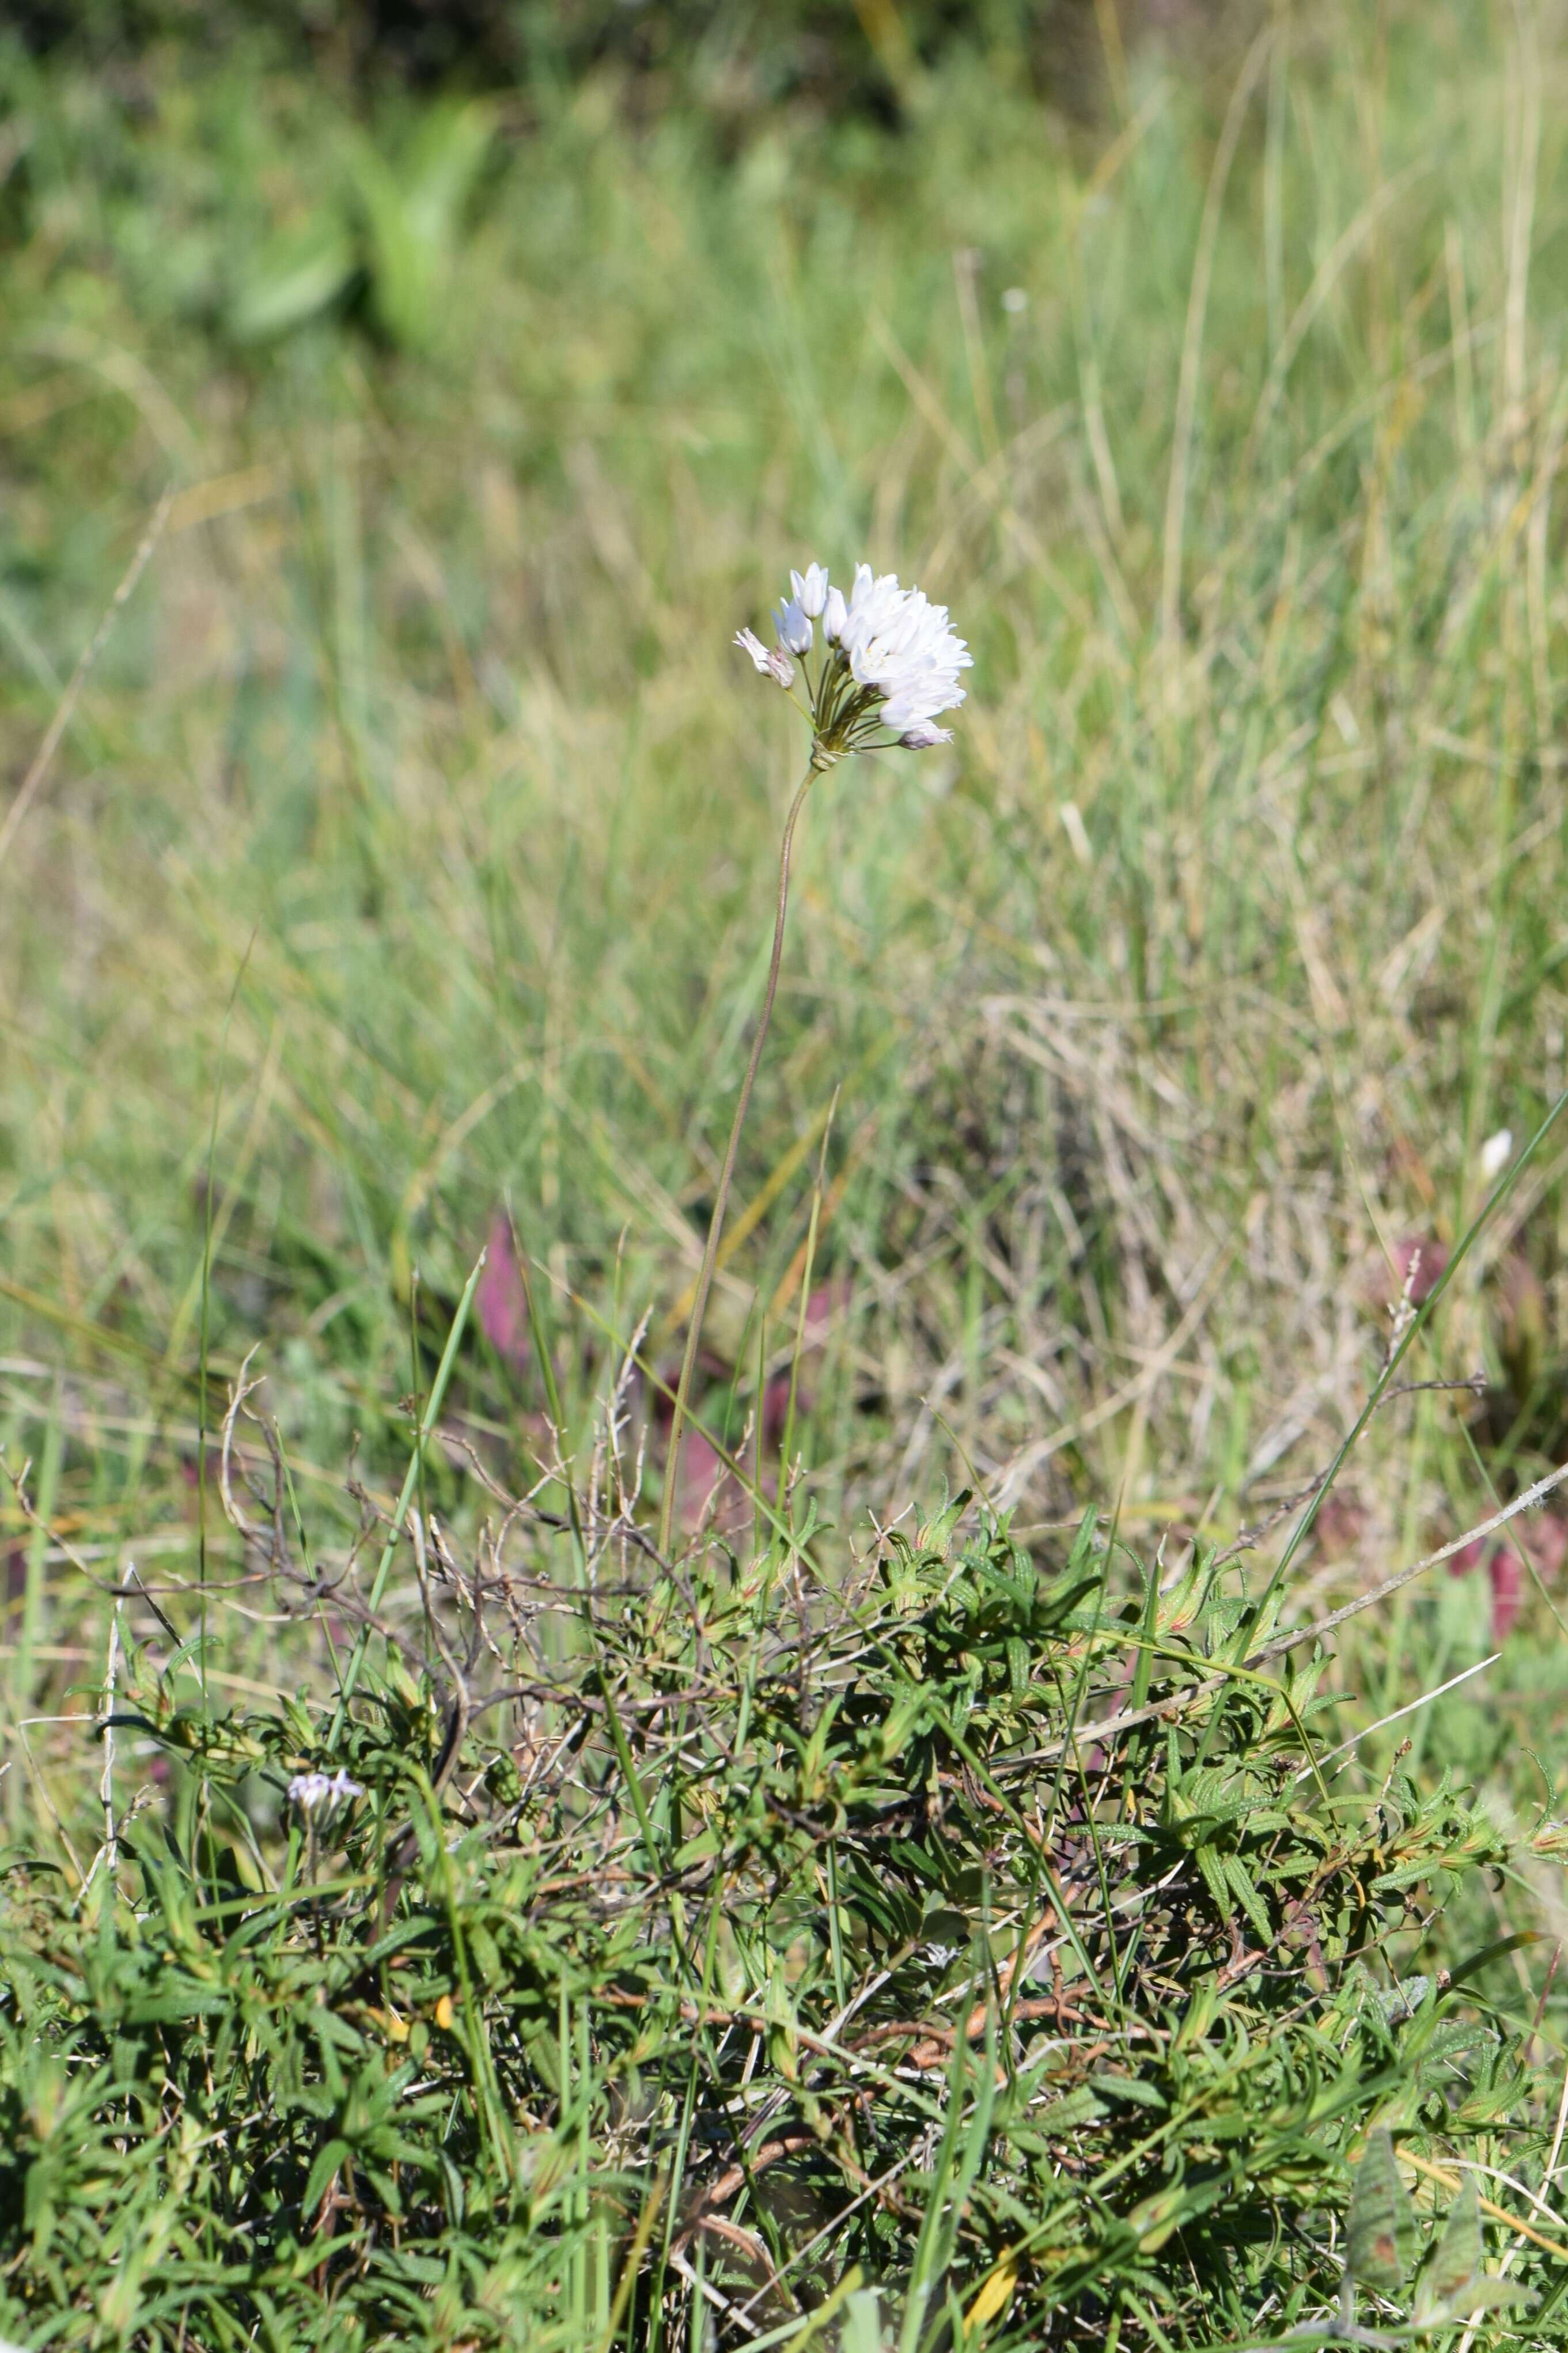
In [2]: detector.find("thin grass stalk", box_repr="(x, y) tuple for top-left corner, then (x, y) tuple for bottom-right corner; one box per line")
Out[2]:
(12, 1382), (60, 1837)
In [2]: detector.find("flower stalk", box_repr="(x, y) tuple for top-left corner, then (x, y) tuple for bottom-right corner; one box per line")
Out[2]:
(658, 764), (815, 1556)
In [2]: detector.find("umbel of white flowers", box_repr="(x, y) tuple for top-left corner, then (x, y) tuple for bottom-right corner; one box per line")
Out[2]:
(735, 561), (971, 765)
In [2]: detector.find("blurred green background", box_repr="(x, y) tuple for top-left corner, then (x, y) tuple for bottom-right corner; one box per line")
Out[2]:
(3, 0), (1568, 1791)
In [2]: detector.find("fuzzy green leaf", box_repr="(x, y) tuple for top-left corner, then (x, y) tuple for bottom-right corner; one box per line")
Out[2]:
(1347, 2128), (1418, 2297)
(1418, 2172), (1482, 2315)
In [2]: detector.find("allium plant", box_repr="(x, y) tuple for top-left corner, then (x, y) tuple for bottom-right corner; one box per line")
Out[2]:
(658, 564), (969, 1552)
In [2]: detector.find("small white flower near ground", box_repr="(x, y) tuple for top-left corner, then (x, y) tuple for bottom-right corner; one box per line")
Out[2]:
(287, 1768), (364, 1815)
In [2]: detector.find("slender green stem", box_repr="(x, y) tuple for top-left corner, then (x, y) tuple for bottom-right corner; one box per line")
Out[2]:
(658, 762), (816, 1556)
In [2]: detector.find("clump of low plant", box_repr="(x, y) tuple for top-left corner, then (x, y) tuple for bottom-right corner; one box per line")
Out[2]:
(3, 1406), (1567, 2350)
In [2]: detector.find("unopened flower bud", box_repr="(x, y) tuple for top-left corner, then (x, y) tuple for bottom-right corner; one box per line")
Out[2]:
(774, 598), (813, 655)
(822, 585), (847, 644)
(790, 563), (828, 619)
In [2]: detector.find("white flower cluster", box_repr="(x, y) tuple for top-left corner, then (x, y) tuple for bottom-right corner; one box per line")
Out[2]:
(735, 560), (971, 761)
(287, 1767), (364, 1816)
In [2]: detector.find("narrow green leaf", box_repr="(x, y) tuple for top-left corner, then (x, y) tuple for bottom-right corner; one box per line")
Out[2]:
(301, 2135), (351, 2217)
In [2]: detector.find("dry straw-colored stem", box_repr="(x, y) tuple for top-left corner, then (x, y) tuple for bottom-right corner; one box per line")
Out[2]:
(658, 764), (815, 1557)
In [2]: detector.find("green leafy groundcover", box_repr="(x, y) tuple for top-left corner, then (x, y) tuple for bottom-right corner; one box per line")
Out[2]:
(3, 1502), (1567, 2350)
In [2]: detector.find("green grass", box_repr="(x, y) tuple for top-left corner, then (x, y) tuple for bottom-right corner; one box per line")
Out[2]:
(6, 1), (1568, 2342)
